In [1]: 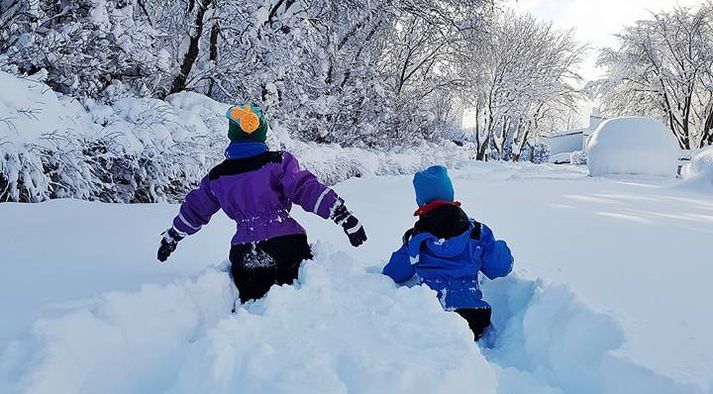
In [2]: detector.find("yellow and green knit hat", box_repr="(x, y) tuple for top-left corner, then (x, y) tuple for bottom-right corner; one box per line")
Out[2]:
(226, 100), (269, 142)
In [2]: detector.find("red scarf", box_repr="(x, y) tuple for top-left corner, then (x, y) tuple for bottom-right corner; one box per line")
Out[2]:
(414, 200), (461, 216)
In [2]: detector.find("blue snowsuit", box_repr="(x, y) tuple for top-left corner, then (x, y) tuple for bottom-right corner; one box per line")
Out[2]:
(383, 220), (513, 310)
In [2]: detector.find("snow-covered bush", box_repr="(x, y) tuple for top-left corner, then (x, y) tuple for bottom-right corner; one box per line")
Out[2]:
(0, 145), (48, 202)
(0, 71), (475, 202)
(0, 71), (94, 201)
(0, 71), (225, 202)
(587, 117), (680, 177)
(570, 150), (587, 165)
(516, 140), (550, 164)
(271, 124), (476, 185)
(530, 142), (551, 164)
(680, 146), (713, 190)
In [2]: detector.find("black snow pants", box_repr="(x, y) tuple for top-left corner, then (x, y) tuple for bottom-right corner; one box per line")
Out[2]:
(455, 307), (492, 341)
(229, 233), (313, 304)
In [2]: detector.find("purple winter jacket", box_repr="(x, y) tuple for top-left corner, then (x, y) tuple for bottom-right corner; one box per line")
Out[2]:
(172, 151), (339, 244)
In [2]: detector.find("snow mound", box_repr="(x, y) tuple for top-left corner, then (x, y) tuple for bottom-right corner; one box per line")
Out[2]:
(168, 254), (495, 394)
(586, 117), (680, 177)
(1, 248), (495, 394)
(1, 247), (697, 394)
(680, 146), (713, 191)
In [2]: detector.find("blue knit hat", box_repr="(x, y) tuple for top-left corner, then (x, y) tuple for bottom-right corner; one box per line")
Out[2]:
(413, 165), (455, 207)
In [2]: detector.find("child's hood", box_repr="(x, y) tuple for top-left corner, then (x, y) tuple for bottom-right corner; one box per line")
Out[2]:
(407, 225), (474, 260)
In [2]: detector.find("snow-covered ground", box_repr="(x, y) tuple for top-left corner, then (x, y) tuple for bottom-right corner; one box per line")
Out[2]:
(1, 162), (712, 393)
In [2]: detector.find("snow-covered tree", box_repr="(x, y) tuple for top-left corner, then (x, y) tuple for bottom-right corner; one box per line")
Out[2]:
(0, 0), (165, 98)
(592, 4), (713, 149)
(379, 0), (488, 142)
(461, 12), (585, 161)
(2, 0), (498, 149)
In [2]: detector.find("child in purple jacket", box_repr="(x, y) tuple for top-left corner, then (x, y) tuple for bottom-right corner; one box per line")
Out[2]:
(157, 101), (367, 304)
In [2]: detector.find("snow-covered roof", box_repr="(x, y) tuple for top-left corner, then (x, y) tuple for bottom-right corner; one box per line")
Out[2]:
(543, 128), (588, 138)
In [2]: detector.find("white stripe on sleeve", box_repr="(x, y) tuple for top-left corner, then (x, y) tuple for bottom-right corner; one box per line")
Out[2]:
(178, 212), (202, 231)
(313, 188), (331, 214)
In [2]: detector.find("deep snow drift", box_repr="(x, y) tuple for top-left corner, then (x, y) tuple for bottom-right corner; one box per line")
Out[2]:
(587, 117), (680, 177)
(2, 162), (712, 393)
(2, 253), (695, 394)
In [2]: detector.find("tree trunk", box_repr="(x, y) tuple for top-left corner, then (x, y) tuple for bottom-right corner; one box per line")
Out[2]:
(477, 131), (491, 161)
(700, 107), (713, 148)
(681, 93), (692, 150)
(513, 122), (531, 162)
(170, 0), (213, 95)
(474, 103), (482, 160)
(497, 116), (510, 160)
(477, 113), (492, 161)
(206, 21), (219, 96)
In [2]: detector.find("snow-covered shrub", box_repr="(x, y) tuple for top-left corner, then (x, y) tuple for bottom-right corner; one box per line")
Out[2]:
(587, 117), (680, 177)
(0, 124), (225, 204)
(516, 141), (551, 164)
(570, 150), (587, 165)
(0, 71), (95, 201)
(530, 141), (551, 164)
(273, 125), (476, 186)
(0, 144), (48, 202)
(0, 71), (476, 202)
(0, 71), (224, 202)
(680, 146), (713, 190)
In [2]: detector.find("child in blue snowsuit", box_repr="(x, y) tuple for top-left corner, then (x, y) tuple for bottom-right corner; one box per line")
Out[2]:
(382, 166), (514, 340)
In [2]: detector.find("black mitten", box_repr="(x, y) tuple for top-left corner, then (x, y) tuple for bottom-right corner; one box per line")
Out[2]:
(331, 199), (367, 247)
(157, 228), (184, 262)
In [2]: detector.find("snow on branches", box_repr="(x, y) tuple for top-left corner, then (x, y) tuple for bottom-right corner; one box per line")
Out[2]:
(591, 3), (713, 149)
(0, 0), (495, 149)
(0, 71), (476, 202)
(1, 0), (586, 161)
(460, 12), (586, 161)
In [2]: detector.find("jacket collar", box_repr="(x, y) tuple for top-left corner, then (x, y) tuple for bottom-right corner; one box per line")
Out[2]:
(414, 200), (461, 216)
(224, 141), (268, 160)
